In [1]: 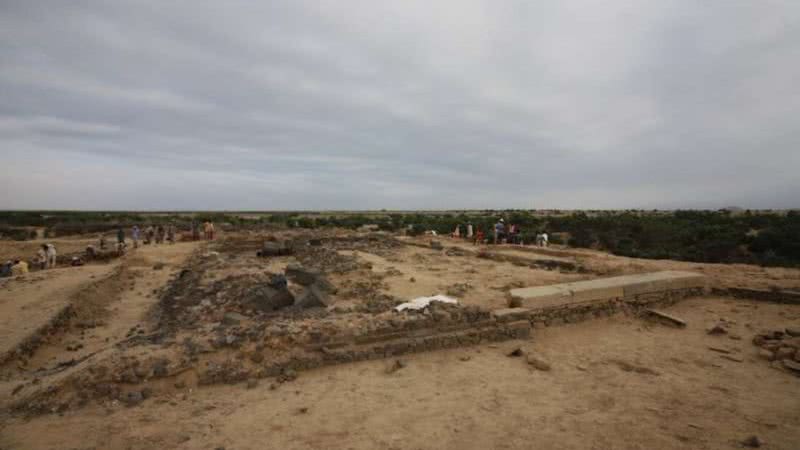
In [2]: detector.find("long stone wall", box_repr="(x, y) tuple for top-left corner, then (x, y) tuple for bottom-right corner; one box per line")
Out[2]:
(503, 271), (707, 327)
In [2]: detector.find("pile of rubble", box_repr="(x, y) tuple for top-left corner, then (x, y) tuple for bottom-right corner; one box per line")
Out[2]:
(194, 264), (338, 318)
(296, 246), (363, 273)
(256, 239), (294, 257)
(323, 233), (404, 257)
(753, 327), (800, 375)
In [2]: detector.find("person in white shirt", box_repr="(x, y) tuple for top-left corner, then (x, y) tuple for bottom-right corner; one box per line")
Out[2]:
(36, 245), (48, 270)
(46, 243), (57, 268)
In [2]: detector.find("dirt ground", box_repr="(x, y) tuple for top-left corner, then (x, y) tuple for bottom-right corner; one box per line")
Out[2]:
(0, 236), (99, 264)
(0, 264), (118, 359)
(1, 231), (799, 450)
(2, 297), (799, 450)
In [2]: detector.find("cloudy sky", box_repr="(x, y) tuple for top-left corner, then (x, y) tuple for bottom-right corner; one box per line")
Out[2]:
(1, 1), (798, 210)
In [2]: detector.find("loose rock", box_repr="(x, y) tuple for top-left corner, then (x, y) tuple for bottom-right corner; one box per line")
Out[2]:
(507, 347), (525, 357)
(757, 349), (775, 361)
(223, 312), (248, 326)
(123, 391), (144, 407)
(741, 435), (762, 448)
(775, 346), (795, 360)
(386, 359), (407, 374)
(526, 355), (551, 371)
(294, 284), (333, 309)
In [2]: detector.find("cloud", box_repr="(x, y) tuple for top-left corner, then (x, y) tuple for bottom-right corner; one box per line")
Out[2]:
(1, 0), (799, 210)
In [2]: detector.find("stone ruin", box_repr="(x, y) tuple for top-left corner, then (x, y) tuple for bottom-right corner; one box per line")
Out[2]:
(753, 327), (800, 375)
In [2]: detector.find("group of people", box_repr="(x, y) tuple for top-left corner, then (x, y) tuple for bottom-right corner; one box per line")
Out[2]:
(2, 219), (218, 279)
(448, 218), (550, 247)
(188, 220), (215, 241)
(106, 220), (216, 253)
(1, 243), (57, 278)
(36, 243), (58, 269)
(1, 258), (29, 277)
(491, 219), (525, 245)
(140, 224), (176, 246)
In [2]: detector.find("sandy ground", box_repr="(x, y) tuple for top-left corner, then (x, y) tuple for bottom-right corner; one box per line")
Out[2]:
(0, 236), (99, 264)
(430, 237), (800, 291)
(2, 296), (799, 450)
(0, 264), (118, 359)
(0, 241), (204, 404)
(344, 246), (585, 309)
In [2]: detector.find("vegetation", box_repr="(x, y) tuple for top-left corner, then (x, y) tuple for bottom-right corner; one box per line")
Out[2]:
(289, 210), (800, 267)
(1, 209), (798, 267)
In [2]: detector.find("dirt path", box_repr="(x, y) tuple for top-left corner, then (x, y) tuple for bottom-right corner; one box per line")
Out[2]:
(2, 296), (798, 450)
(0, 264), (119, 361)
(0, 242), (203, 411)
(20, 243), (203, 371)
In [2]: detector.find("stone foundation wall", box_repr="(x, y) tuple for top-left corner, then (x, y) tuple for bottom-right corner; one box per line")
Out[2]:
(712, 287), (800, 305)
(250, 319), (532, 378)
(207, 287), (706, 381)
(494, 287), (705, 328)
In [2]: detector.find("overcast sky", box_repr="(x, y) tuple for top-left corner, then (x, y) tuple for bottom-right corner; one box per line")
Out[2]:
(1, 1), (798, 210)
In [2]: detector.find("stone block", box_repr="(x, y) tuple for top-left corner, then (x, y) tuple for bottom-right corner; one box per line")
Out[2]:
(492, 307), (533, 323)
(285, 263), (321, 286)
(570, 284), (624, 302)
(510, 285), (573, 308)
(294, 284), (334, 309)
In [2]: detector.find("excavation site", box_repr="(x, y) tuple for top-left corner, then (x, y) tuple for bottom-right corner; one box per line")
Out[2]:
(1, 226), (799, 450)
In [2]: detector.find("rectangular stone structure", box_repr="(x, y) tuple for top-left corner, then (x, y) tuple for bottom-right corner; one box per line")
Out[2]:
(510, 271), (705, 309)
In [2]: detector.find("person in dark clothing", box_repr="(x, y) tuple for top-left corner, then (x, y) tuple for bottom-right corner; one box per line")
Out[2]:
(116, 227), (126, 254)
(191, 221), (200, 241)
(0, 260), (12, 278)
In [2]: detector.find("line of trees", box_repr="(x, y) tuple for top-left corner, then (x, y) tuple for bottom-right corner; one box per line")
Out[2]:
(285, 210), (800, 267)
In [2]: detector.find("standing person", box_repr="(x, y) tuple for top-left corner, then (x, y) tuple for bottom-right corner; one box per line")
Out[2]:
(36, 245), (48, 270)
(475, 229), (485, 245)
(191, 220), (200, 241)
(542, 231), (549, 247)
(145, 225), (154, 245)
(510, 224), (521, 245)
(132, 225), (140, 249)
(116, 227), (125, 253)
(167, 224), (175, 244)
(466, 223), (473, 239)
(494, 219), (505, 244)
(45, 244), (57, 268)
(156, 225), (164, 244)
(452, 224), (460, 238)
(205, 221), (215, 240)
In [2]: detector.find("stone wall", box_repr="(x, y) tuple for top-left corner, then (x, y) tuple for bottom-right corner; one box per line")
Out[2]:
(712, 287), (800, 305)
(495, 287), (705, 328)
